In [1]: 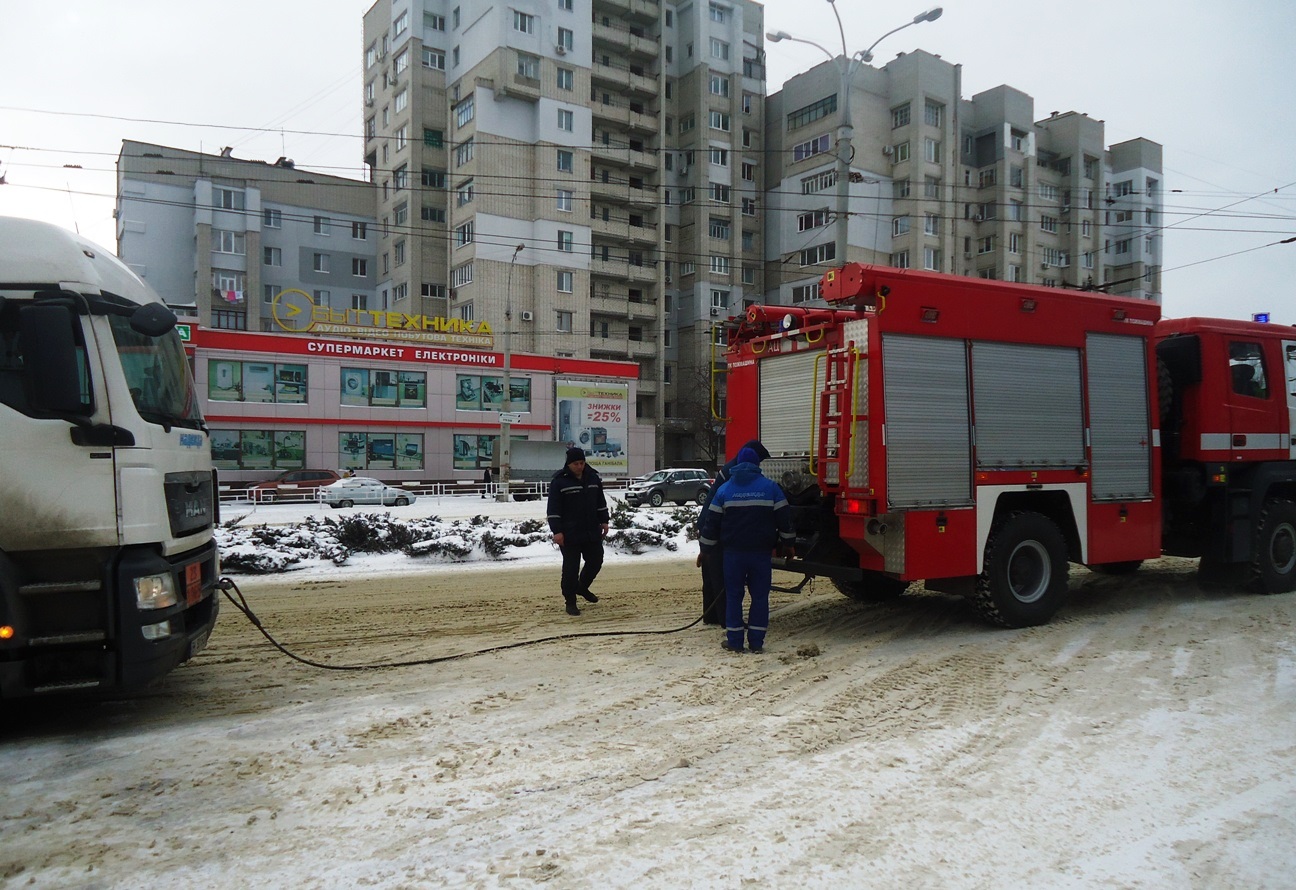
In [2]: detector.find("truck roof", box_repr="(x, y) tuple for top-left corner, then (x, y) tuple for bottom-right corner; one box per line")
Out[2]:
(1157, 316), (1296, 340)
(0, 216), (162, 307)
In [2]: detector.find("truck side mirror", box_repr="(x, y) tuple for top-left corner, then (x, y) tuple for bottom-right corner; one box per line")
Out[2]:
(130, 302), (177, 337)
(19, 303), (88, 416)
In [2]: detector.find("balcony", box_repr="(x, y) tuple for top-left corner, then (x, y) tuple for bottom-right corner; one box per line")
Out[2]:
(590, 336), (632, 358)
(592, 20), (658, 58)
(592, 0), (659, 24)
(589, 177), (631, 205)
(591, 60), (657, 98)
(591, 141), (655, 171)
(627, 299), (658, 320)
(590, 100), (658, 134)
(628, 340), (656, 359)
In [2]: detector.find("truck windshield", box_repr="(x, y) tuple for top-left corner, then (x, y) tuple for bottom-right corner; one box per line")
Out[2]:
(108, 315), (204, 430)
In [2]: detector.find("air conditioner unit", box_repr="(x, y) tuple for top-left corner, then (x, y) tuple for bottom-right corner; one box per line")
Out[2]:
(1040, 262), (1050, 270)
(520, 310), (534, 321)
(973, 214), (984, 223)
(555, 44), (567, 55)
(386, 73), (399, 87)
(963, 251), (972, 259)
(882, 145), (894, 156)
(677, 167), (689, 178)
(364, 97), (374, 107)
(710, 306), (721, 316)
(664, 275), (672, 283)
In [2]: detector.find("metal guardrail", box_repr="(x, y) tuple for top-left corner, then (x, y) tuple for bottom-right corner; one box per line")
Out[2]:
(219, 478), (636, 505)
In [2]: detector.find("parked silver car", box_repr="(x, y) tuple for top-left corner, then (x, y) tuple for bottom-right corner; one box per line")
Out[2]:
(319, 477), (417, 508)
(624, 468), (712, 507)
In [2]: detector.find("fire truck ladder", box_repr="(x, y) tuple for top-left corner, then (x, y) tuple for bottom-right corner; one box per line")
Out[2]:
(815, 346), (858, 489)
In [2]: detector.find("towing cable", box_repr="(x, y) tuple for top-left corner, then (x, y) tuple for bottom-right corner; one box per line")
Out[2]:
(217, 575), (747, 671)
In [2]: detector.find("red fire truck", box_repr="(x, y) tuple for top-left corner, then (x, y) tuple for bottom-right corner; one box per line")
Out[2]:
(722, 263), (1296, 627)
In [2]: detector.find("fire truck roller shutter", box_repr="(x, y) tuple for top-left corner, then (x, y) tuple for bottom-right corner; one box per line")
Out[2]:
(882, 334), (973, 508)
(1086, 333), (1153, 500)
(972, 341), (1085, 469)
(758, 348), (822, 458)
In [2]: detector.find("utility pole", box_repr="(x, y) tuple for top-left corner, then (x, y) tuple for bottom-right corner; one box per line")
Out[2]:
(497, 244), (524, 501)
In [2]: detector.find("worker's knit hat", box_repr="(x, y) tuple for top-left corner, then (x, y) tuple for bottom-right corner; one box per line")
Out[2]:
(565, 447), (586, 465)
(735, 446), (763, 465)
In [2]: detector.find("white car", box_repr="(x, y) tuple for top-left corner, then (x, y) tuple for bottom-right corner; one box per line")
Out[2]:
(319, 477), (417, 508)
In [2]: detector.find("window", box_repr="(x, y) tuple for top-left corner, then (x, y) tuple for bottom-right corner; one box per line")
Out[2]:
(710, 289), (729, 309)
(792, 283), (821, 304)
(923, 247), (941, 271)
(516, 53), (539, 78)
(352, 258), (368, 277)
(1010, 165), (1024, 188)
(263, 284), (278, 303)
(924, 176), (940, 199)
(709, 2), (728, 22)
(742, 161), (755, 182)
(793, 133), (831, 162)
(556, 149), (573, 172)
(741, 198), (757, 216)
(557, 230), (573, 252)
(423, 48), (445, 69)
(212, 230), (245, 255)
(709, 73), (729, 96)
(454, 221), (474, 247)
(787, 95), (837, 130)
(1113, 180), (1134, 197)
(894, 179), (911, 199)
(421, 206), (445, 222)
(558, 108), (574, 131)
(213, 187), (244, 210)
(313, 253), (330, 274)
(798, 209), (830, 232)
(557, 270), (574, 293)
(557, 188), (573, 212)
(1009, 200), (1024, 222)
(394, 89), (408, 113)
(1229, 342), (1269, 398)
(395, 125), (408, 150)
(557, 67), (573, 90)
(394, 10), (408, 34)
(709, 111), (730, 132)
(263, 208), (282, 228)
(801, 170), (836, 194)
(351, 293), (369, 311)
(263, 247), (282, 266)
(924, 213), (939, 236)
(394, 202), (408, 226)
(1039, 183), (1060, 202)
(452, 262), (474, 287)
(680, 113), (695, 134)
(1009, 233), (1021, 254)
(977, 236), (994, 254)
(799, 243), (836, 267)
(1006, 264), (1021, 282)
(709, 38), (729, 60)
(558, 27), (574, 51)
(893, 141), (910, 163)
(422, 167), (445, 187)
(456, 179), (474, 206)
(709, 217), (731, 240)
(710, 256), (731, 275)
(924, 100), (943, 128)
(455, 139), (474, 166)
(923, 138), (941, 163)
(455, 95), (475, 128)
(890, 250), (910, 269)
(314, 216), (330, 235)
(709, 183), (731, 204)
(559, 0), (572, 9)
(892, 216), (910, 237)
(1041, 215), (1058, 234)
(709, 147), (728, 166)
(513, 10), (534, 32)
(892, 103), (911, 128)
(394, 49), (409, 75)
(556, 310), (573, 332)
(393, 164), (408, 190)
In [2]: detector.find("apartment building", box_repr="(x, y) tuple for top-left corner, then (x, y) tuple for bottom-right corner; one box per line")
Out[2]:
(765, 50), (1163, 308)
(362, 0), (764, 466)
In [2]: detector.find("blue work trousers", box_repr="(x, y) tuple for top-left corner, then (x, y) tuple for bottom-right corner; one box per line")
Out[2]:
(723, 549), (771, 651)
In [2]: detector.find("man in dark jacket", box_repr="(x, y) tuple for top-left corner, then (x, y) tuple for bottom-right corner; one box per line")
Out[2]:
(547, 447), (610, 616)
(698, 446), (794, 653)
(696, 439), (771, 624)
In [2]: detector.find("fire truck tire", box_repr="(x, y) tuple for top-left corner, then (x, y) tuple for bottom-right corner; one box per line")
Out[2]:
(1087, 560), (1144, 576)
(975, 511), (1070, 628)
(833, 573), (909, 601)
(1250, 498), (1296, 594)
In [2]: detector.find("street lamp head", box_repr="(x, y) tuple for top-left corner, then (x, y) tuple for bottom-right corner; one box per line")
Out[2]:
(513, 243), (524, 255)
(767, 30), (791, 42)
(914, 7), (943, 23)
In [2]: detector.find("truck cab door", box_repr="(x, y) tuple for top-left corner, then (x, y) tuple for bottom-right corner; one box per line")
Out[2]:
(1226, 339), (1281, 461)
(1285, 340), (1296, 459)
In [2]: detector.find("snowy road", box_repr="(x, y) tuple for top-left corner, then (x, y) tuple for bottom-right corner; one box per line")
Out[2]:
(3, 556), (1295, 888)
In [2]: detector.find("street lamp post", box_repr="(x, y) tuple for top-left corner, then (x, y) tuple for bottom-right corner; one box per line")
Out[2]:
(497, 243), (524, 502)
(768, 5), (942, 267)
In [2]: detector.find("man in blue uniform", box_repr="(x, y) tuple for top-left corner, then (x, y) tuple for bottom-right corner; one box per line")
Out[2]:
(696, 439), (771, 624)
(547, 447), (610, 616)
(698, 446), (794, 653)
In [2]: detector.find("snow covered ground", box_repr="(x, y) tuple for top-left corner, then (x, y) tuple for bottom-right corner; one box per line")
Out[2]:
(3, 494), (1295, 889)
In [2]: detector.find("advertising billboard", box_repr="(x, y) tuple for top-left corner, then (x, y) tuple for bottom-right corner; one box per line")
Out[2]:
(555, 380), (629, 475)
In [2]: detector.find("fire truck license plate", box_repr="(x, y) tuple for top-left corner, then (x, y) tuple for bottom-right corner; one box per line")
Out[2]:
(184, 562), (202, 605)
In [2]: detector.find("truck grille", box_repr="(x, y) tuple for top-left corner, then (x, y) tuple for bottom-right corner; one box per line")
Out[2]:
(163, 471), (215, 537)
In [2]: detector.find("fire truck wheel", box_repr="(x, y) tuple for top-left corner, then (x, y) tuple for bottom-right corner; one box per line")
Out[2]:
(975, 511), (1070, 628)
(833, 573), (909, 601)
(1250, 499), (1296, 594)
(1086, 560), (1144, 576)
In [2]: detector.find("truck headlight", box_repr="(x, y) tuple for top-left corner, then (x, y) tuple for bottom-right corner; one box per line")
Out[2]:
(135, 573), (178, 610)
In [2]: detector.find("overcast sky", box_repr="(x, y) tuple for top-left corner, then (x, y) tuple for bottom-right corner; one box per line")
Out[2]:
(2, 0), (1292, 321)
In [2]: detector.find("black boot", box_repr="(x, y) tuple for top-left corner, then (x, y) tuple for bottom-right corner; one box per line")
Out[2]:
(580, 589), (599, 603)
(565, 600), (581, 616)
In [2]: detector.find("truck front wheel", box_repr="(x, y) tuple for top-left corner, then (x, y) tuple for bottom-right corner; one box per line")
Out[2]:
(975, 511), (1070, 628)
(1251, 498), (1296, 594)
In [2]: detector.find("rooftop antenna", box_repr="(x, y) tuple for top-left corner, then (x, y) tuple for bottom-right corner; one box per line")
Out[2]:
(65, 181), (80, 234)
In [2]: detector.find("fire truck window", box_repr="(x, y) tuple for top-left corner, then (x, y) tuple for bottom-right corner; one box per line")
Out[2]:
(1228, 341), (1267, 399)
